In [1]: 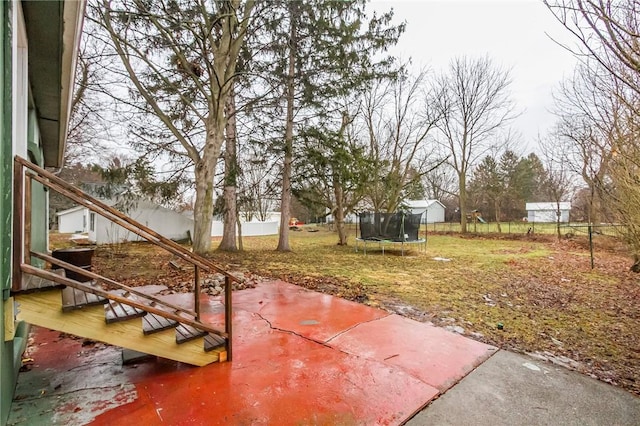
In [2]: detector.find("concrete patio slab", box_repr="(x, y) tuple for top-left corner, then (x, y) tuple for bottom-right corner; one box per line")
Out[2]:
(231, 280), (389, 343)
(10, 281), (464, 425)
(328, 313), (497, 391)
(406, 350), (640, 426)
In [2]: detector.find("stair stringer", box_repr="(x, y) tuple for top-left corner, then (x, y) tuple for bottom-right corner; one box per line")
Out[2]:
(15, 290), (225, 367)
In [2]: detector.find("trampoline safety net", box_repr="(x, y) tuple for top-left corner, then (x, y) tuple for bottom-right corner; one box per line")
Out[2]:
(358, 212), (423, 242)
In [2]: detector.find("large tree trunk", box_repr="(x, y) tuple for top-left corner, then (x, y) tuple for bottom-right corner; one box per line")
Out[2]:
(495, 200), (502, 233)
(193, 158), (215, 254)
(459, 172), (468, 233)
(556, 203), (562, 240)
(193, 112), (227, 254)
(236, 215), (243, 251)
(219, 86), (238, 251)
(276, 2), (298, 252)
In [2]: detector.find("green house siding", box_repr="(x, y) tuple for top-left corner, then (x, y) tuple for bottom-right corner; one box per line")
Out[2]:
(0, 1), (84, 422)
(1, 2), (15, 424)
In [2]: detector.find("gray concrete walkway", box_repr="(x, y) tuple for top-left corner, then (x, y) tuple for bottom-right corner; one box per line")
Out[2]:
(406, 351), (640, 426)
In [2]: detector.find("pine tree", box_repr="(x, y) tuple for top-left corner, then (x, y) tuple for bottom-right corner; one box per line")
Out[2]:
(251, 0), (404, 251)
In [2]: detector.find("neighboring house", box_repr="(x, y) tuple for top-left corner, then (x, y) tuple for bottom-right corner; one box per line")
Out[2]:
(403, 199), (446, 223)
(88, 200), (195, 244)
(56, 205), (88, 233)
(0, 1), (85, 423)
(526, 202), (571, 223)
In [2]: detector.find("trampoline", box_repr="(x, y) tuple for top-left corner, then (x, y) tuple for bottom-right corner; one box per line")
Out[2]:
(355, 212), (426, 255)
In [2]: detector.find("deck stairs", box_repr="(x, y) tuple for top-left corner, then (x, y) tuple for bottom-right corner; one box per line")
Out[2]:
(11, 156), (234, 366)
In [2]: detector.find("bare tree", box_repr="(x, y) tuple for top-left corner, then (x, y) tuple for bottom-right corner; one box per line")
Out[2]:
(547, 0), (640, 270)
(431, 56), (517, 233)
(607, 110), (640, 271)
(65, 20), (117, 166)
(237, 155), (278, 223)
(553, 62), (620, 223)
(361, 71), (442, 213)
(545, 0), (640, 103)
(90, 0), (256, 254)
(540, 133), (577, 240)
(422, 167), (457, 201)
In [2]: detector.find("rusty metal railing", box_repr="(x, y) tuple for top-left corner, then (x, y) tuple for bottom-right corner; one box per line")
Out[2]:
(12, 156), (233, 359)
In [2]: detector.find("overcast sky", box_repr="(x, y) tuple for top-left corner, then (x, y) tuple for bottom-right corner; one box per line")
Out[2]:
(371, 0), (579, 153)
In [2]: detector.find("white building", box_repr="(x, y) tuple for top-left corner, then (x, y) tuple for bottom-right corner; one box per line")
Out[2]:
(56, 205), (88, 233)
(403, 199), (446, 223)
(88, 200), (194, 244)
(526, 202), (571, 223)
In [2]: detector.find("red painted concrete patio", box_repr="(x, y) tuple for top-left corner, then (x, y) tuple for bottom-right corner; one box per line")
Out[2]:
(10, 281), (496, 425)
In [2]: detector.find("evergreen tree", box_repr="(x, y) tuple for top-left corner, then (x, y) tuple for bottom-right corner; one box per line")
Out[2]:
(252, 1), (404, 251)
(295, 111), (375, 245)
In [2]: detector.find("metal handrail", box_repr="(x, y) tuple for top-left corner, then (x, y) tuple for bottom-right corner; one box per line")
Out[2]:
(12, 156), (233, 358)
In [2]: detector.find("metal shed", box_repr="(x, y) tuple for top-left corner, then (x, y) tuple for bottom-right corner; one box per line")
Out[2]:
(403, 199), (446, 223)
(526, 202), (571, 223)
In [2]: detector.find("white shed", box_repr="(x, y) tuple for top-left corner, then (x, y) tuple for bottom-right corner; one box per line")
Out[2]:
(403, 199), (446, 223)
(56, 205), (88, 233)
(526, 202), (571, 223)
(88, 200), (194, 244)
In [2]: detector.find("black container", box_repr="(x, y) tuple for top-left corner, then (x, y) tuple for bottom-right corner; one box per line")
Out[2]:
(52, 247), (95, 282)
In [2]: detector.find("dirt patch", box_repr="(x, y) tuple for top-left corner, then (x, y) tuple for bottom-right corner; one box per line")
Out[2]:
(278, 273), (370, 303)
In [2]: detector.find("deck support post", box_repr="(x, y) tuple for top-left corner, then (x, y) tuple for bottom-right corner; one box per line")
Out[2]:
(225, 275), (232, 361)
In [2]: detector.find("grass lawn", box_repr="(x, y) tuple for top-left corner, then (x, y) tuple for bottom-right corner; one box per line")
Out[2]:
(51, 225), (640, 395)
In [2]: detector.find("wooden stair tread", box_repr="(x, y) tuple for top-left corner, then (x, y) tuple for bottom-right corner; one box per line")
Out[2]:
(175, 324), (207, 344)
(62, 286), (108, 312)
(105, 300), (147, 323)
(142, 313), (179, 335)
(204, 333), (226, 352)
(15, 290), (222, 366)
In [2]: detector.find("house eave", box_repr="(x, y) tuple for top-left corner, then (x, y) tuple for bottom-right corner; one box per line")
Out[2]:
(22, 0), (86, 168)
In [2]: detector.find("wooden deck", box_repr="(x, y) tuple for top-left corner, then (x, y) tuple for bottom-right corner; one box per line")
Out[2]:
(15, 290), (225, 366)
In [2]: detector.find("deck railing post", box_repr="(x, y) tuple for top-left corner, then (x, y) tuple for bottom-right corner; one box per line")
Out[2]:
(12, 158), (24, 291)
(225, 275), (232, 361)
(24, 174), (32, 266)
(194, 265), (201, 321)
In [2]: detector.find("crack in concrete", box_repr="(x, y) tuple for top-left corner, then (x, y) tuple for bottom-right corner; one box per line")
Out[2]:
(252, 312), (352, 355)
(66, 361), (118, 372)
(325, 313), (392, 344)
(14, 383), (135, 402)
